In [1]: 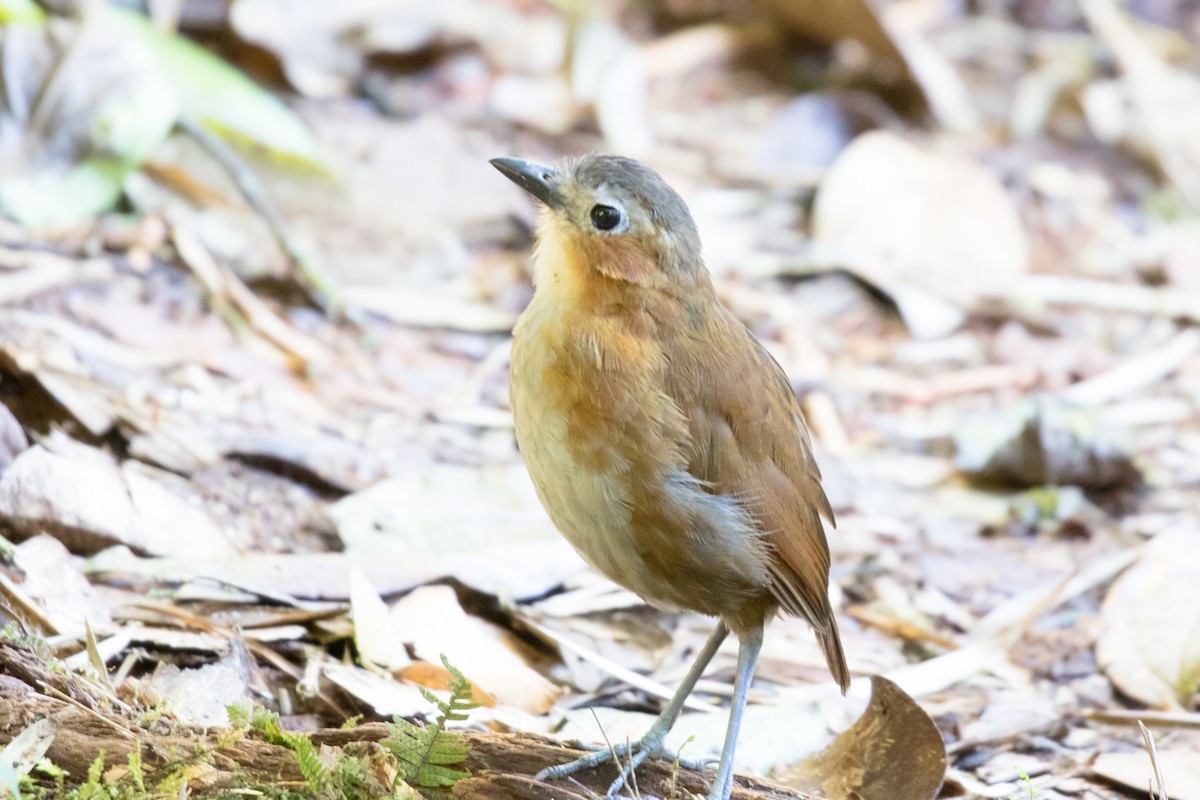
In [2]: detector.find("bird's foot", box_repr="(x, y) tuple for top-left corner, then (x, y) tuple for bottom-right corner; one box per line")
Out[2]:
(535, 735), (712, 796)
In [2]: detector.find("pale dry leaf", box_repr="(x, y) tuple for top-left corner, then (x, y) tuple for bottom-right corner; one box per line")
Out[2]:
(143, 661), (250, 727)
(572, 16), (652, 155)
(0, 718), (56, 783)
(127, 628), (229, 655)
(391, 585), (561, 715)
(86, 547), (578, 602)
(0, 445), (235, 558)
(321, 660), (430, 718)
(811, 131), (1029, 338)
(240, 625), (309, 643)
(0, 13), (178, 225)
(1097, 529), (1200, 709)
(64, 629), (134, 672)
(233, 0), (567, 99)
(229, 0), (375, 97)
(330, 463), (584, 599)
(12, 535), (111, 636)
(349, 567), (411, 671)
(490, 73), (580, 138)
(1093, 748), (1200, 800)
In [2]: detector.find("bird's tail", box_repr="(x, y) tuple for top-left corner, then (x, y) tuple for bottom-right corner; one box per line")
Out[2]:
(818, 614), (851, 694)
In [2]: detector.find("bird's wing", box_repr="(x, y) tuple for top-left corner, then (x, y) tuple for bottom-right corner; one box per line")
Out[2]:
(665, 307), (850, 690)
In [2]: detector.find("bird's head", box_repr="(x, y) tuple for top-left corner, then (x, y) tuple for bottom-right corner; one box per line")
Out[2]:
(490, 153), (706, 292)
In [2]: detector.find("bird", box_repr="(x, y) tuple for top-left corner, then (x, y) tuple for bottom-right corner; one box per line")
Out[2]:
(490, 153), (850, 800)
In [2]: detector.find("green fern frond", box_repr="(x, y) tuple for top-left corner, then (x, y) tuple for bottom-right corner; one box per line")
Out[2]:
(226, 703), (251, 728)
(127, 745), (145, 793)
(383, 655), (479, 791)
(250, 707), (331, 794)
(291, 735), (330, 793)
(75, 752), (106, 800)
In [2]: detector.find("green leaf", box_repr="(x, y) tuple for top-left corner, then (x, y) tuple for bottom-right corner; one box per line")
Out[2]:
(0, 0), (43, 23)
(1, 159), (128, 226)
(291, 735), (329, 793)
(107, 8), (324, 169)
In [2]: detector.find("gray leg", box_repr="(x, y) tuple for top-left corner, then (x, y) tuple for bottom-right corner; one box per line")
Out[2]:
(535, 622), (729, 786)
(707, 624), (763, 800)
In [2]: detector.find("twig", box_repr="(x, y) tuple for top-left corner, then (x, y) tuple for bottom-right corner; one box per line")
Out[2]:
(1087, 708), (1200, 728)
(1059, 328), (1200, 406)
(1138, 721), (1168, 800)
(175, 116), (341, 311)
(130, 599), (351, 719)
(337, 285), (518, 332)
(0, 250), (114, 304)
(37, 682), (138, 739)
(172, 225), (327, 368)
(7, 0), (103, 172)
(0, 571), (61, 635)
(1014, 274), (1200, 324)
(878, 546), (1142, 699)
(836, 364), (1038, 405)
(522, 618), (718, 714)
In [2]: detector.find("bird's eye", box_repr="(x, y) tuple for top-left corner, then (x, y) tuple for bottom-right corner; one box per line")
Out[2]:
(590, 205), (621, 231)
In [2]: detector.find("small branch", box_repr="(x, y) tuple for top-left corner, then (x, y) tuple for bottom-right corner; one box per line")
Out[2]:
(1087, 708), (1200, 728)
(176, 115), (341, 312)
(1014, 275), (1200, 324)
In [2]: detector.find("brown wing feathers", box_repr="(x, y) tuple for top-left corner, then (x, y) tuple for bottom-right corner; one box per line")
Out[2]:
(669, 310), (852, 692)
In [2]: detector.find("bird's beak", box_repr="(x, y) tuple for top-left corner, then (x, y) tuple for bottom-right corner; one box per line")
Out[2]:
(490, 157), (563, 210)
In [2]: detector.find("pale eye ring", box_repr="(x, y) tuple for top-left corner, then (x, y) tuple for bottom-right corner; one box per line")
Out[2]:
(590, 204), (621, 231)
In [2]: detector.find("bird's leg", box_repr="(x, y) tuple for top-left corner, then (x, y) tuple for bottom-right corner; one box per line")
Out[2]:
(707, 624), (764, 800)
(535, 622), (729, 787)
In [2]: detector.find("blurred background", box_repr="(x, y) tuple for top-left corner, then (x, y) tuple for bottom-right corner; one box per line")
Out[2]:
(1, 0), (1199, 797)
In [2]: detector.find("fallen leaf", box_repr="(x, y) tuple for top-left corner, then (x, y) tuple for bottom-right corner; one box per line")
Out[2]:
(142, 661), (251, 727)
(321, 660), (430, 718)
(954, 398), (1140, 491)
(572, 14), (652, 154)
(349, 568), (411, 671)
(329, 464), (585, 599)
(0, 445), (236, 558)
(397, 661), (497, 708)
(0, 718), (56, 789)
(110, 8), (323, 168)
(12, 535), (111, 636)
(64, 629), (134, 672)
(391, 586), (561, 715)
(1097, 529), (1200, 709)
(811, 131), (1029, 338)
(0, 12), (178, 225)
(778, 676), (946, 800)
(126, 628), (229, 655)
(1093, 748), (1200, 800)
(86, 546), (578, 602)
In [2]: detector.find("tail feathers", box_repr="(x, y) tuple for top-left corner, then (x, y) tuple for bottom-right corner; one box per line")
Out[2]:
(817, 614), (851, 694)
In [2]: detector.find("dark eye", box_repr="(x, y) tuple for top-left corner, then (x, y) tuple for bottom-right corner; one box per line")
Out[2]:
(590, 204), (621, 231)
